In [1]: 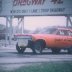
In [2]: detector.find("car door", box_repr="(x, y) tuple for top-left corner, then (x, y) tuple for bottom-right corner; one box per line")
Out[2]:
(54, 29), (69, 48)
(66, 30), (72, 47)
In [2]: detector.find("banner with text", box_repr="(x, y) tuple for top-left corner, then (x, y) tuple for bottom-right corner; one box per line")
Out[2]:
(0, 0), (72, 16)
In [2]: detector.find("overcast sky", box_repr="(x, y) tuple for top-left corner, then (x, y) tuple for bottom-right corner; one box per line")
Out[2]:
(0, 16), (69, 31)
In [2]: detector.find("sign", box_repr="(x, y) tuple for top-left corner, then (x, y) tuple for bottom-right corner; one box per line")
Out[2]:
(0, 0), (72, 16)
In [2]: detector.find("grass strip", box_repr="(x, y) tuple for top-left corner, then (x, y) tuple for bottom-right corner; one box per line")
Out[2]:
(0, 61), (72, 72)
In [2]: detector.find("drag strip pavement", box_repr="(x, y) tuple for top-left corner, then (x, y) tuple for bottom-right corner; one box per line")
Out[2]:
(0, 45), (72, 70)
(0, 45), (72, 64)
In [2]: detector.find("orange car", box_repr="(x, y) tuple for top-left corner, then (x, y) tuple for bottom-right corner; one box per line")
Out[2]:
(15, 27), (72, 54)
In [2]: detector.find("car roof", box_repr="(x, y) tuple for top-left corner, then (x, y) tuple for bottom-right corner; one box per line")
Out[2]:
(52, 26), (72, 31)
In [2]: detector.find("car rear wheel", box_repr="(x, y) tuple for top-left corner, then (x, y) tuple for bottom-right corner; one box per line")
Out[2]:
(34, 40), (45, 54)
(51, 48), (61, 54)
(16, 43), (26, 54)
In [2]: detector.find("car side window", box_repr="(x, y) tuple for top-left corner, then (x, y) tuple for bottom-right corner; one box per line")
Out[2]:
(60, 30), (65, 35)
(56, 30), (64, 35)
(56, 30), (68, 36)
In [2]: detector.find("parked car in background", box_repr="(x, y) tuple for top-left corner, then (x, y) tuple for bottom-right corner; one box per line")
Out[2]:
(15, 27), (72, 54)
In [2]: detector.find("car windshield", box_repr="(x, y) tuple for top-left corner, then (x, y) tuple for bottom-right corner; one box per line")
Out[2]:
(34, 28), (57, 34)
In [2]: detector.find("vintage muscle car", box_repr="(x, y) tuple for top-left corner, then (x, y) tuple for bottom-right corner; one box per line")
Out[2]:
(15, 27), (72, 54)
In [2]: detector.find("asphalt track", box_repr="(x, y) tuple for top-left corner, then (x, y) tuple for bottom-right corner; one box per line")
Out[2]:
(0, 45), (72, 70)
